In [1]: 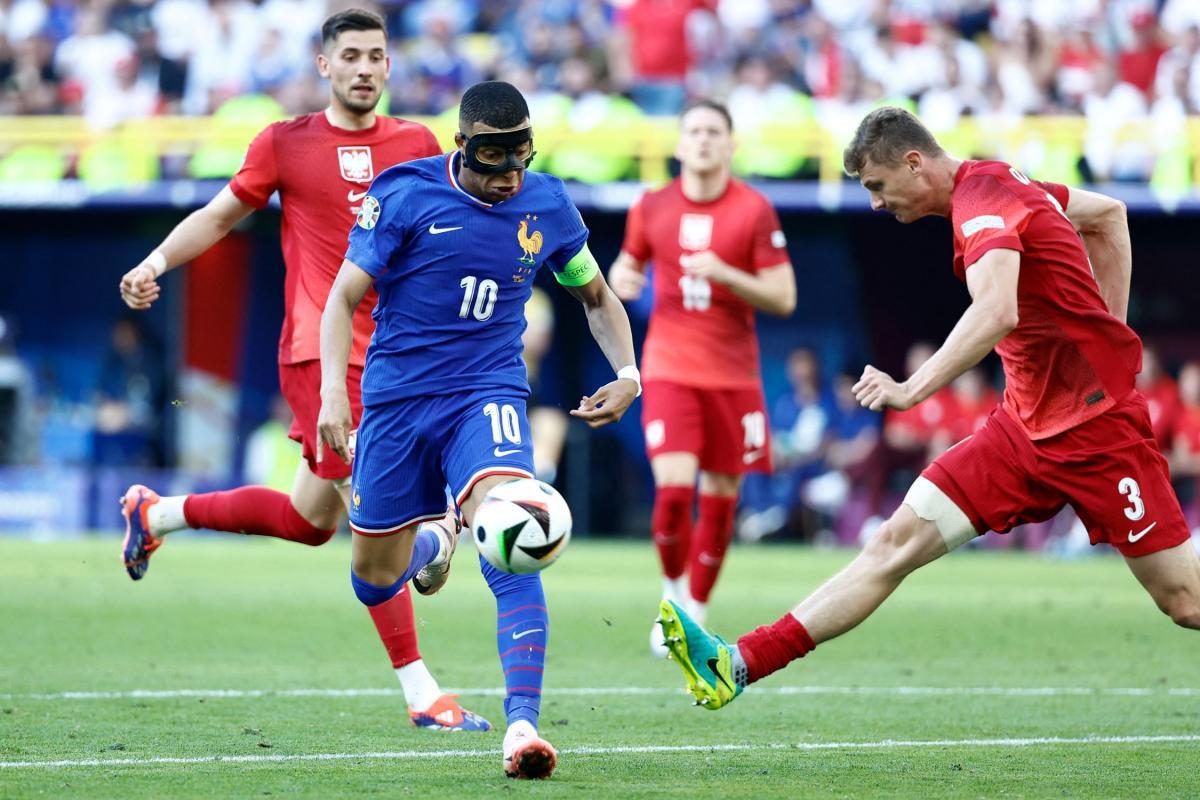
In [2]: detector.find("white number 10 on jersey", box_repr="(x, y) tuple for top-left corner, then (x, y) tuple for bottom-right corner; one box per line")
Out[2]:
(460, 275), (498, 321)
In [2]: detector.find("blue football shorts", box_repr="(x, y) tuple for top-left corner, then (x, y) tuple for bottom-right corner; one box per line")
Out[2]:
(348, 390), (535, 535)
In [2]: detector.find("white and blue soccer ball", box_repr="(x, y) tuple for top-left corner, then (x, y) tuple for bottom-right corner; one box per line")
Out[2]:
(472, 479), (572, 574)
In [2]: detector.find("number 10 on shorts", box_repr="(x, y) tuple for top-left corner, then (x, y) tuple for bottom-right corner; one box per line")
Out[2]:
(484, 402), (522, 445)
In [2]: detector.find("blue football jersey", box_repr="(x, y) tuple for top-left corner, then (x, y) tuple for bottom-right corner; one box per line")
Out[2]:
(345, 152), (590, 407)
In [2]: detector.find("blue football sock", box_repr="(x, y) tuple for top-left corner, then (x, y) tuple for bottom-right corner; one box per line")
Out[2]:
(481, 554), (547, 729)
(350, 526), (441, 606)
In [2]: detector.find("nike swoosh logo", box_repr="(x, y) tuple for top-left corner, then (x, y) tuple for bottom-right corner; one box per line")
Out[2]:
(347, 189), (369, 202)
(1128, 521), (1157, 543)
(428, 223), (463, 235)
(697, 552), (722, 567)
(743, 449), (764, 464)
(707, 656), (734, 693)
(512, 628), (544, 640)
(494, 446), (521, 457)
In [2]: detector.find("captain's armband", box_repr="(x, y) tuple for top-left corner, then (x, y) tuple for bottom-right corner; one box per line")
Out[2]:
(554, 244), (600, 287)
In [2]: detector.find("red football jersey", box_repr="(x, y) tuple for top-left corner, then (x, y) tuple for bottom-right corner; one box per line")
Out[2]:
(229, 112), (441, 366)
(949, 160), (1143, 440)
(621, 178), (789, 390)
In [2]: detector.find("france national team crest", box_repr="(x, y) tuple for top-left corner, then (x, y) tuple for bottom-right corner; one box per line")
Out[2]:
(338, 146), (374, 183)
(515, 213), (544, 280)
(356, 196), (380, 230)
(679, 214), (714, 250)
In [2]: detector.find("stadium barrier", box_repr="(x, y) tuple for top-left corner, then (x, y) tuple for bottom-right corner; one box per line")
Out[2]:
(3, 114), (1200, 188)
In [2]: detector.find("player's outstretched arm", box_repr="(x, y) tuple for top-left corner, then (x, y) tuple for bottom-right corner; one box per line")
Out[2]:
(563, 270), (640, 429)
(679, 252), (797, 317)
(607, 251), (648, 301)
(1063, 187), (1131, 323)
(855, 248), (1020, 412)
(317, 259), (374, 463)
(119, 186), (255, 310)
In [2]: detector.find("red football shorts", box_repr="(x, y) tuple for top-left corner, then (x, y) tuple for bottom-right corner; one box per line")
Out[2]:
(279, 359), (363, 481)
(641, 380), (772, 475)
(923, 391), (1189, 558)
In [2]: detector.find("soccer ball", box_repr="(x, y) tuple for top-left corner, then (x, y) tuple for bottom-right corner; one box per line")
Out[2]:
(473, 479), (572, 574)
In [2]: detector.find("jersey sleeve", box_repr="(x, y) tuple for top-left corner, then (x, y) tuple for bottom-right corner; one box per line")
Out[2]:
(751, 197), (789, 271)
(621, 196), (651, 261)
(228, 124), (279, 209)
(419, 125), (443, 158)
(543, 182), (592, 276)
(953, 175), (1032, 269)
(344, 180), (406, 278)
(1035, 179), (1070, 213)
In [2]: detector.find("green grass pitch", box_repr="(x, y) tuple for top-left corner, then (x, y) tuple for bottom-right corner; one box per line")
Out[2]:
(2, 535), (1198, 798)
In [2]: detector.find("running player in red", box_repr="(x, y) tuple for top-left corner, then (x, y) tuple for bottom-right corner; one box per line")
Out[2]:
(608, 100), (796, 657)
(115, 9), (488, 731)
(660, 106), (1200, 709)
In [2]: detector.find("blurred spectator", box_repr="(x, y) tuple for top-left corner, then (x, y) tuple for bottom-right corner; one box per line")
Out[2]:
(92, 317), (167, 467)
(1083, 61), (1150, 181)
(944, 367), (999, 441)
(1170, 361), (1200, 505)
(53, 6), (137, 122)
(617, 0), (716, 114)
(1118, 11), (1167, 96)
(847, 342), (956, 540)
(182, 0), (259, 115)
(739, 347), (836, 541)
(410, 7), (478, 113)
(1139, 346), (1182, 451)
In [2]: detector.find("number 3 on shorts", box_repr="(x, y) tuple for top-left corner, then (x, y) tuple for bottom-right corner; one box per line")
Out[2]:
(1118, 476), (1145, 521)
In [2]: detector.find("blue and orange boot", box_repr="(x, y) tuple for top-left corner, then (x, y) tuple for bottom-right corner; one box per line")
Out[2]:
(408, 693), (492, 732)
(121, 484), (164, 581)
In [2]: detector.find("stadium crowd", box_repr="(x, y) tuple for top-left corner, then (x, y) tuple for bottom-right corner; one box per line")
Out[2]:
(1, 1), (1199, 179)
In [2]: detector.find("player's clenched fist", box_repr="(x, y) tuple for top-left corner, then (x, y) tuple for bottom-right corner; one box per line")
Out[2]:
(316, 390), (354, 464)
(608, 259), (647, 301)
(570, 378), (639, 428)
(853, 364), (915, 412)
(120, 263), (162, 310)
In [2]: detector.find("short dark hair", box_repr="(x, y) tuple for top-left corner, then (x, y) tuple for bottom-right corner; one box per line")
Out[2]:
(321, 8), (386, 50)
(843, 106), (943, 176)
(458, 81), (530, 131)
(681, 98), (733, 133)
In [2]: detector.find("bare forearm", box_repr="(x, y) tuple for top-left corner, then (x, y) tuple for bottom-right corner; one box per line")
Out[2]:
(319, 296), (355, 400)
(155, 206), (242, 272)
(718, 268), (796, 316)
(906, 303), (1012, 404)
(585, 287), (637, 370)
(1081, 219), (1132, 323)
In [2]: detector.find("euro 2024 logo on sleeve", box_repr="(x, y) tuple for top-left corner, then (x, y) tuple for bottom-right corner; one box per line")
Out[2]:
(356, 196), (380, 230)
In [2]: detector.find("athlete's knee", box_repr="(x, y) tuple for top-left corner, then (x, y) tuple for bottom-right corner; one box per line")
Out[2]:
(350, 564), (402, 606)
(861, 510), (939, 581)
(1159, 589), (1200, 630)
(351, 553), (400, 589)
(284, 503), (336, 546)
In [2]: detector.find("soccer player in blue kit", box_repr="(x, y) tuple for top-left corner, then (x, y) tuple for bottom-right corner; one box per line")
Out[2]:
(317, 81), (640, 780)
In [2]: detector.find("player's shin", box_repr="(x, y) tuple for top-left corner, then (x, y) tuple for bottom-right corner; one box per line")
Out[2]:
(652, 486), (696, 585)
(482, 555), (547, 729)
(183, 487), (335, 545)
(687, 493), (738, 618)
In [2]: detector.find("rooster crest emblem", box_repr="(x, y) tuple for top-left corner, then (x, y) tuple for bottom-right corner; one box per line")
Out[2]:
(517, 214), (543, 265)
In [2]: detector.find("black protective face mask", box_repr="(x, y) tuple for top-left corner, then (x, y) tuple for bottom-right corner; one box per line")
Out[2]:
(459, 128), (537, 174)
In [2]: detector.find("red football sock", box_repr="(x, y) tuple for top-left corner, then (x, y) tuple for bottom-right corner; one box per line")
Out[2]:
(183, 487), (335, 546)
(688, 494), (738, 603)
(368, 585), (422, 668)
(736, 613), (816, 683)
(651, 486), (695, 579)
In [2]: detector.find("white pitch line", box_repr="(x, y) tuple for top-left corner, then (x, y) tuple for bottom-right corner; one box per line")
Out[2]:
(3, 735), (1200, 770)
(4, 686), (1200, 701)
